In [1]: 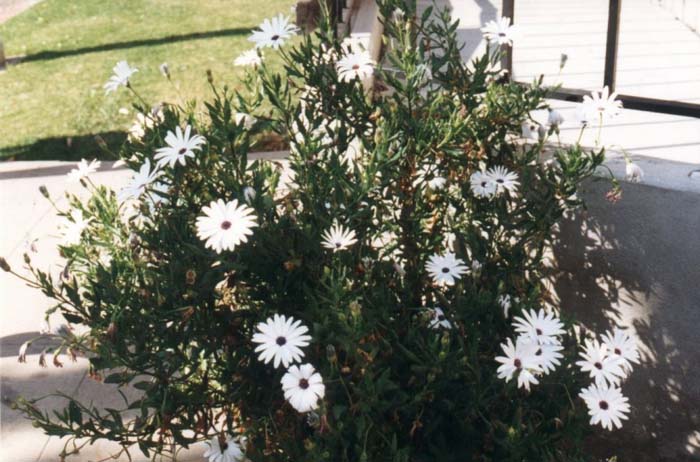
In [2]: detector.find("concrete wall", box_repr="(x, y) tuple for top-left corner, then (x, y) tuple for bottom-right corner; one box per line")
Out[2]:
(551, 178), (700, 462)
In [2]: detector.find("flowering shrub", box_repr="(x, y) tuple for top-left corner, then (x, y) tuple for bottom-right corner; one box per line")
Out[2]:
(5, 1), (641, 461)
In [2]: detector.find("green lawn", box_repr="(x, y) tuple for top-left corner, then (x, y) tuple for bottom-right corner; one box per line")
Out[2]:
(0, 0), (292, 160)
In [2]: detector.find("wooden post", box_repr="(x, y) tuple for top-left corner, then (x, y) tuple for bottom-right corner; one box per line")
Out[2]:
(0, 39), (6, 69)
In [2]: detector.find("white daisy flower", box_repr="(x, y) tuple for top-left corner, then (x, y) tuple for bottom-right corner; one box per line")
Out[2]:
(234, 49), (262, 67)
(67, 159), (101, 183)
(336, 50), (375, 83)
(104, 60), (138, 94)
(532, 340), (564, 374)
(154, 125), (206, 168)
(481, 17), (518, 46)
(497, 294), (513, 317)
(471, 259), (483, 273)
(425, 252), (468, 286)
(469, 171), (496, 198)
(601, 328), (640, 375)
(625, 161), (644, 183)
(248, 14), (298, 49)
(579, 86), (622, 123)
(547, 109), (565, 127)
(195, 199), (257, 254)
(512, 309), (565, 346)
(117, 159), (162, 202)
(428, 307), (452, 330)
(281, 363), (325, 413)
(59, 209), (92, 246)
(242, 186), (256, 204)
(486, 165), (519, 195)
(414, 165), (447, 190)
(252, 314), (311, 368)
(576, 339), (626, 386)
(495, 337), (542, 391)
(521, 121), (540, 141)
(579, 383), (630, 430)
(18, 341), (29, 363)
(234, 112), (256, 130)
(321, 224), (358, 252)
(128, 110), (164, 141)
(203, 435), (245, 462)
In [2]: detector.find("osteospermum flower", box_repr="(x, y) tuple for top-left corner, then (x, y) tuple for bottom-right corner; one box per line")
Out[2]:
(414, 165), (447, 190)
(248, 14), (298, 49)
(67, 159), (101, 183)
(576, 339), (626, 386)
(154, 125), (206, 168)
(234, 49), (262, 67)
(425, 252), (468, 286)
(469, 171), (497, 198)
(104, 60), (138, 94)
(234, 112), (256, 130)
(281, 363), (325, 413)
(486, 166), (519, 194)
(495, 337), (542, 391)
(601, 328), (640, 374)
(428, 307), (452, 330)
(59, 209), (92, 246)
(481, 16), (518, 46)
(117, 159), (162, 202)
(579, 86), (622, 122)
(513, 309), (565, 345)
(203, 435), (245, 462)
(532, 341), (564, 374)
(195, 199), (257, 253)
(252, 314), (311, 368)
(321, 224), (357, 252)
(625, 161), (644, 183)
(336, 50), (375, 83)
(579, 383), (630, 430)
(497, 294), (513, 317)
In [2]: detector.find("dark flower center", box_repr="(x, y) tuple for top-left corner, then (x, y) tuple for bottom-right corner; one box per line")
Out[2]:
(536, 349), (542, 356)
(441, 267), (450, 273)
(599, 400), (609, 410)
(594, 362), (603, 370)
(536, 328), (543, 335)
(276, 336), (287, 346)
(178, 148), (187, 155)
(614, 348), (622, 355)
(299, 378), (309, 389)
(271, 34), (280, 41)
(335, 242), (342, 248)
(496, 179), (504, 183)
(481, 181), (488, 187)
(352, 64), (360, 70)
(221, 220), (232, 230)
(514, 358), (522, 369)
(221, 442), (229, 451)
(437, 314), (446, 321)
(498, 32), (506, 37)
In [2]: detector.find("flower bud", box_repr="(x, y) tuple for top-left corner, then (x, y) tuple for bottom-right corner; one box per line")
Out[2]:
(39, 185), (50, 198)
(0, 257), (10, 272)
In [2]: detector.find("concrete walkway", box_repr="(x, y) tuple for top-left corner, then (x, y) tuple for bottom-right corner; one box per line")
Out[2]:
(0, 0), (43, 24)
(0, 162), (205, 461)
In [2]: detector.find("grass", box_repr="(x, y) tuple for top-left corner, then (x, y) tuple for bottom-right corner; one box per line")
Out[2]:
(0, 0), (292, 161)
